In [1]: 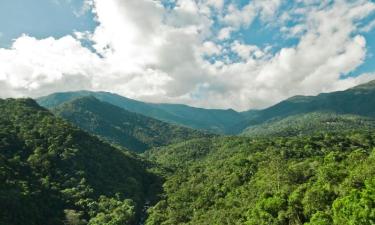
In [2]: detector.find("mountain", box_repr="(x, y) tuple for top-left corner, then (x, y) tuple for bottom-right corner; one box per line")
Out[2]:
(0, 98), (161, 225)
(240, 80), (375, 132)
(144, 133), (375, 224)
(37, 91), (245, 134)
(52, 96), (211, 152)
(242, 112), (375, 137)
(36, 80), (375, 136)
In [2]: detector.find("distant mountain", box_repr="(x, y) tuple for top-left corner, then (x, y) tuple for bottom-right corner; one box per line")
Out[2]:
(37, 80), (375, 135)
(242, 112), (375, 137)
(240, 80), (375, 132)
(52, 96), (211, 152)
(37, 91), (245, 134)
(0, 98), (161, 225)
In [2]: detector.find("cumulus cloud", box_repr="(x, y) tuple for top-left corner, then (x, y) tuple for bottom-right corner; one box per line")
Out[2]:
(0, 0), (375, 110)
(0, 35), (101, 97)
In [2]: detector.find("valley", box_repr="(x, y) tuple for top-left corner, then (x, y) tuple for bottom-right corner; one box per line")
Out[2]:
(2, 80), (375, 224)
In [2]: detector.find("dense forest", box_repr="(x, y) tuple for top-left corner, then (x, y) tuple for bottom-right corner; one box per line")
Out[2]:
(144, 133), (375, 224)
(242, 112), (375, 137)
(0, 98), (162, 225)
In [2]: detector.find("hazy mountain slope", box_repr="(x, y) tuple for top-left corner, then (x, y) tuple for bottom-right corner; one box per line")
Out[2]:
(36, 80), (375, 135)
(52, 96), (211, 152)
(0, 98), (161, 225)
(241, 80), (375, 131)
(242, 112), (375, 137)
(37, 91), (245, 134)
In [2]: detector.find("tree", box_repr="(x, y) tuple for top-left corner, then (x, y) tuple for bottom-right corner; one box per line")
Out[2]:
(333, 178), (375, 225)
(88, 196), (135, 225)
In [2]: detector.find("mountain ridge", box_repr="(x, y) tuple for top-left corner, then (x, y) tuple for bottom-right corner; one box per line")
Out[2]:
(36, 80), (375, 134)
(52, 96), (211, 152)
(37, 91), (245, 134)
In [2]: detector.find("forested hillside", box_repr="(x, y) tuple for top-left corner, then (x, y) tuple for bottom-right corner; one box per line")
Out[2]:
(52, 96), (210, 152)
(0, 98), (162, 225)
(242, 112), (375, 137)
(144, 133), (375, 225)
(239, 80), (375, 132)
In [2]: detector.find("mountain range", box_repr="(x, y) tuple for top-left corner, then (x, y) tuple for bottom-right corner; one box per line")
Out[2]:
(37, 91), (244, 134)
(37, 80), (375, 136)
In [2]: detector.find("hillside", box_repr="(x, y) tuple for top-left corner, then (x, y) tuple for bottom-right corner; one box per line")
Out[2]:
(144, 133), (375, 225)
(52, 96), (211, 152)
(36, 91), (245, 134)
(0, 98), (162, 225)
(240, 80), (375, 131)
(242, 112), (375, 137)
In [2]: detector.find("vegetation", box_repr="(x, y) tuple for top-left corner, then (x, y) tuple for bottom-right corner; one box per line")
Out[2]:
(4, 79), (375, 224)
(239, 80), (375, 132)
(52, 96), (211, 152)
(242, 112), (375, 137)
(144, 132), (375, 225)
(0, 98), (161, 225)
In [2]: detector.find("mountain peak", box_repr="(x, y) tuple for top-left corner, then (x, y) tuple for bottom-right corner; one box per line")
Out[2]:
(351, 79), (375, 90)
(2, 98), (48, 112)
(286, 95), (314, 103)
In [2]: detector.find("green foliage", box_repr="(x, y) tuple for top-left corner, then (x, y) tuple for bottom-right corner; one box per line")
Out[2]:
(242, 112), (375, 137)
(333, 178), (375, 224)
(240, 80), (375, 132)
(52, 96), (211, 152)
(0, 98), (161, 225)
(6, 79), (375, 225)
(145, 132), (375, 225)
(88, 196), (135, 225)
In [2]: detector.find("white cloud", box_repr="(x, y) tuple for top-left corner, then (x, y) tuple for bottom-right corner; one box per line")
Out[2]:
(73, 0), (94, 17)
(218, 27), (233, 40)
(0, 0), (375, 110)
(201, 41), (221, 56)
(205, 0), (224, 10)
(231, 41), (264, 60)
(0, 35), (101, 98)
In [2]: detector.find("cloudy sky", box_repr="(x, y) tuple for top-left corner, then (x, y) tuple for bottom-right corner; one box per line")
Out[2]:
(1, 0), (375, 110)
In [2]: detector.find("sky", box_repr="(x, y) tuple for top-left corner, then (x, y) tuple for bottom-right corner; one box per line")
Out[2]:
(0, 0), (375, 111)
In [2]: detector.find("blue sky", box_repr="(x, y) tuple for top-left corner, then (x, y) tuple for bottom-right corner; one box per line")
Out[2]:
(0, 0), (96, 47)
(0, 0), (375, 110)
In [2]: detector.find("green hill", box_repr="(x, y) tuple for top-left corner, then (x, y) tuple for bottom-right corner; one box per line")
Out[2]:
(240, 80), (375, 132)
(52, 96), (211, 152)
(144, 133), (375, 225)
(242, 112), (375, 137)
(36, 91), (245, 134)
(0, 98), (161, 225)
